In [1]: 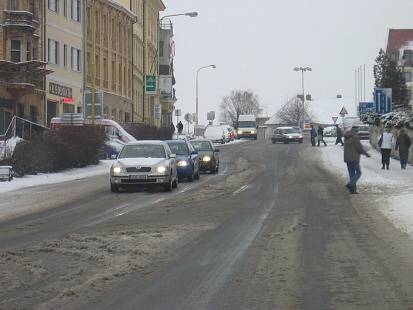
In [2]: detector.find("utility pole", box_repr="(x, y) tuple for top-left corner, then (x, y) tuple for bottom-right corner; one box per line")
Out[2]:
(91, 0), (96, 124)
(142, 0), (146, 123)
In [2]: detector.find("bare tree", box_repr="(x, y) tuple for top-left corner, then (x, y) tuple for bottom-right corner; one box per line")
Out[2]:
(276, 96), (313, 125)
(219, 90), (261, 127)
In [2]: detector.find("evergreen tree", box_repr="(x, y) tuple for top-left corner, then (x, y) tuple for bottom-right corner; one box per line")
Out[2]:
(374, 49), (409, 110)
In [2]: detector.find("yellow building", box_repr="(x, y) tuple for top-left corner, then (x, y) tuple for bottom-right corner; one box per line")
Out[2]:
(0, 0), (50, 131)
(117, 0), (165, 126)
(45, 0), (84, 126)
(86, 0), (136, 123)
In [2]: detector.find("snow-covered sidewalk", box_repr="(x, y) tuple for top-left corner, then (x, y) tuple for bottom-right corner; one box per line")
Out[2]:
(0, 160), (114, 194)
(320, 137), (413, 238)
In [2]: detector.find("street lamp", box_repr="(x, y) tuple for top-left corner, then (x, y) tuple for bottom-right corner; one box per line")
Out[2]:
(196, 65), (216, 126)
(293, 67), (312, 126)
(160, 12), (198, 22)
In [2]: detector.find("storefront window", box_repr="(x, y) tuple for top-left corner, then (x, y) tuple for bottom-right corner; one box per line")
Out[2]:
(11, 40), (21, 63)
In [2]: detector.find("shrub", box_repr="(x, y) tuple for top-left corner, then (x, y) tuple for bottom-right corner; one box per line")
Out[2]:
(122, 123), (174, 140)
(8, 126), (106, 176)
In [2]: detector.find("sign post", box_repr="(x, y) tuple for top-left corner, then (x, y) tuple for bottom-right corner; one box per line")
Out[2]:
(175, 109), (181, 138)
(332, 117), (338, 124)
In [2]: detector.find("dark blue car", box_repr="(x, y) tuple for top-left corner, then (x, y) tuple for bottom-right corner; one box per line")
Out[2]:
(166, 140), (200, 181)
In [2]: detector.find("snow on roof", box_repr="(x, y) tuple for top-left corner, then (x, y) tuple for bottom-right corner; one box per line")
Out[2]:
(264, 113), (281, 125)
(309, 97), (357, 124)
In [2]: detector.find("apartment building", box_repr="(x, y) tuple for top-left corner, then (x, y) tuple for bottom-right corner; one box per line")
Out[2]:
(85, 0), (136, 123)
(45, 0), (84, 126)
(0, 0), (51, 132)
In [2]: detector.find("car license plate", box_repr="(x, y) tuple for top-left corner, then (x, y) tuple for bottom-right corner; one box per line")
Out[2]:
(130, 175), (146, 180)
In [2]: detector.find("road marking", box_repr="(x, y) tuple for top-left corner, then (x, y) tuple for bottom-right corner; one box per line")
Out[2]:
(232, 185), (249, 196)
(115, 211), (127, 217)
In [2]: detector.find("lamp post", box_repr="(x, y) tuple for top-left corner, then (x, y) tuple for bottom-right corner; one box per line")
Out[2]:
(293, 66), (312, 127)
(196, 65), (216, 126)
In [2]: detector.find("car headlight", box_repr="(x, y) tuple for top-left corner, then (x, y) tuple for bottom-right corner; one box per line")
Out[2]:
(251, 130), (256, 134)
(157, 166), (167, 173)
(299, 135), (303, 138)
(177, 160), (188, 167)
(237, 130), (242, 134)
(203, 156), (211, 162)
(288, 136), (293, 139)
(112, 165), (123, 174)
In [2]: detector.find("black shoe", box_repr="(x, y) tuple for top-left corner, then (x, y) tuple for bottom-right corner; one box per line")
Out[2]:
(381, 167), (385, 170)
(345, 183), (351, 190)
(386, 166), (389, 170)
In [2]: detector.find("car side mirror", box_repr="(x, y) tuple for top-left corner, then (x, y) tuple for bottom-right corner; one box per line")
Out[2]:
(170, 154), (176, 159)
(214, 149), (220, 153)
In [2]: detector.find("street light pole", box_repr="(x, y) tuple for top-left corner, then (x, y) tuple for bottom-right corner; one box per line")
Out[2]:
(293, 66), (312, 127)
(196, 65), (216, 126)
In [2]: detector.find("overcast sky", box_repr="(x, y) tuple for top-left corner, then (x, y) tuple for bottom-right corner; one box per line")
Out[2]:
(162, 0), (413, 125)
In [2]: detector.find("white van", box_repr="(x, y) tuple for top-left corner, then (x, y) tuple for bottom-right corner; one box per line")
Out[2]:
(204, 125), (227, 144)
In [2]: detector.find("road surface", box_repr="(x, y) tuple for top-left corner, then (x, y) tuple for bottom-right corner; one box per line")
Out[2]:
(1, 141), (413, 310)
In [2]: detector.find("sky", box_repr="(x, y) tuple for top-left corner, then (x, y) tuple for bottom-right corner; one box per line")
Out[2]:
(162, 0), (413, 125)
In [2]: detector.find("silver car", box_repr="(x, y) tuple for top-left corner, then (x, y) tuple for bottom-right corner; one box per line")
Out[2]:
(110, 141), (178, 193)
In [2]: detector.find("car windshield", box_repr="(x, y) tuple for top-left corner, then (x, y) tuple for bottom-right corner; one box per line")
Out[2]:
(292, 127), (302, 133)
(118, 144), (166, 159)
(167, 142), (189, 155)
(0, 167), (10, 174)
(191, 141), (213, 151)
(282, 129), (295, 134)
(238, 121), (256, 128)
(358, 126), (369, 131)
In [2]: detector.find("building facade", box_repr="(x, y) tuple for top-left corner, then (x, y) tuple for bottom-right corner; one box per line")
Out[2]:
(0, 0), (51, 132)
(386, 29), (413, 109)
(159, 18), (176, 127)
(85, 0), (136, 123)
(45, 0), (84, 126)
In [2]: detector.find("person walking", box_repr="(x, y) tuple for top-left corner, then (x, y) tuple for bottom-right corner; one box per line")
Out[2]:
(395, 128), (411, 170)
(310, 124), (317, 147)
(317, 125), (327, 147)
(378, 127), (395, 170)
(344, 127), (370, 194)
(177, 121), (184, 135)
(335, 125), (344, 146)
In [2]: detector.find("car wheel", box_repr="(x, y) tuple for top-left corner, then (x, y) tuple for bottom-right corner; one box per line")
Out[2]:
(299, 140), (303, 144)
(284, 140), (289, 144)
(110, 183), (120, 193)
(164, 177), (173, 192)
(188, 169), (195, 182)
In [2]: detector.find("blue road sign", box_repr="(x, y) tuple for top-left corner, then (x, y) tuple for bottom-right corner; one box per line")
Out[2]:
(358, 102), (375, 116)
(374, 88), (392, 114)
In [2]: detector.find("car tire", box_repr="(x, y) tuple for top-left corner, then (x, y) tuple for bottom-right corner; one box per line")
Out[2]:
(284, 140), (289, 144)
(164, 178), (173, 192)
(188, 170), (195, 182)
(110, 183), (120, 193)
(299, 140), (303, 144)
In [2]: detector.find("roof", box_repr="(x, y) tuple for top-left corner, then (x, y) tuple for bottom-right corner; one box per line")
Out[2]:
(126, 140), (164, 145)
(386, 29), (413, 53)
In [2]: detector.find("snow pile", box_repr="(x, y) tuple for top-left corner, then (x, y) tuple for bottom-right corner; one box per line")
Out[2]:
(362, 111), (413, 128)
(0, 160), (114, 194)
(320, 139), (413, 238)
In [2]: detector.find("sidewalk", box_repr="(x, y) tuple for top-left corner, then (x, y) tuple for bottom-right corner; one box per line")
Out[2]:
(0, 160), (114, 194)
(320, 138), (413, 238)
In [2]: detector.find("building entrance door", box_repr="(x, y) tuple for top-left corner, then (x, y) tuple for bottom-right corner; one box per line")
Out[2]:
(47, 100), (57, 127)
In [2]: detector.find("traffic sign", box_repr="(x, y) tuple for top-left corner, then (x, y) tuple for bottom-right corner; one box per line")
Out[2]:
(374, 88), (392, 114)
(339, 107), (348, 117)
(175, 109), (181, 117)
(332, 117), (338, 124)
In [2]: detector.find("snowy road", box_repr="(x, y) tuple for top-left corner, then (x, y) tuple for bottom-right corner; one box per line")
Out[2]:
(1, 140), (413, 309)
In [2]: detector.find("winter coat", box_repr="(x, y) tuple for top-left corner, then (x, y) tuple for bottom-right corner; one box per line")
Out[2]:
(317, 127), (324, 136)
(396, 132), (412, 161)
(310, 128), (317, 138)
(379, 132), (395, 150)
(344, 130), (368, 163)
(337, 127), (343, 138)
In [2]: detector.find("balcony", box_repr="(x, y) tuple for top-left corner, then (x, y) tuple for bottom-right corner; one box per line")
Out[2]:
(3, 10), (37, 32)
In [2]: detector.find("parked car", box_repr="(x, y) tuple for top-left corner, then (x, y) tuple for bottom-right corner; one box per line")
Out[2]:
(166, 140), (200, 182)
(204, 125), (229, 144)
(190, 139), (220, 174)
(0, 166), (13, 182)
(110, 141), (178, 193)
(272, 127), (304, 144)
(324, 126), (337, 137)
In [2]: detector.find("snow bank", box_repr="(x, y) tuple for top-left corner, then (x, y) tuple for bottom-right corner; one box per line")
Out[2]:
(320, 139), (413, 238)
(0, 160), (114, 194)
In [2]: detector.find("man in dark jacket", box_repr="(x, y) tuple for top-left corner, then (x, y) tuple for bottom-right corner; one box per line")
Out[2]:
(310, 124), (317, 147)
(317, 125), (327, 147)
(335, 125), (344, 146)
(177, 121), (184, 135)
(396, 128), (411, 170)
(344, 127), (370, 194)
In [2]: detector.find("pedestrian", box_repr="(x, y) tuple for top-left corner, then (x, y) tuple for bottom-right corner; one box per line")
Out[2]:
(177, 121), (184, 135)
(344, 127), (370, 194)
(395, 128), (411, 170)
(317, 125), (327, 147)
(170, 122), (175, 134)
(378, 127), (396, 170)
(310, 124), (317, 147)
(335, 125), (344, 146)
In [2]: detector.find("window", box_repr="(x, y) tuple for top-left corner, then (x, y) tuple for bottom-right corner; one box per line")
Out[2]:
(8, 0), (18, 10)
(159, 41), (164, 57)
(404, 72), (412, 83)
(63, 44), (67, 67)
(71, 47), (81, 71)
(71, 0), (81, 22)
(10, 40), (21, 63)
(63, 0), (67, 16)
(30, 106), (37, 123)
(103, 58), (108, 81)
(26, 41), (31, 61)
(48, 39), (59, 65)
(48, 0), (59, 12)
